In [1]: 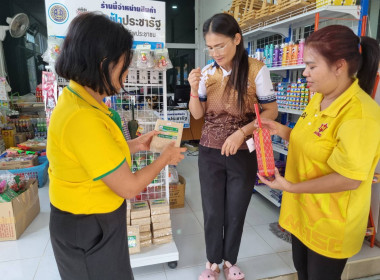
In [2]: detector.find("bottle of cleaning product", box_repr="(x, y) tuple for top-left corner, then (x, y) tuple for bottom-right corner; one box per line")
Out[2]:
(287, 42), (293, 66)
(279, 43), (284, 67)
(273, 45), (280, 67)
(269, 44), (274, 68)
(282, 43), (288, 66)
(264, 45), (270, 67)
(298, 38), (305, 65)
(291, 43), (299, 65)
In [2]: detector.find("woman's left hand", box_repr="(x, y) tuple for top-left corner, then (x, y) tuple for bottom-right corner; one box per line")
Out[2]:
(221, 130), (245, 156)
(257, 168), (292, 191)
(134, 130), (159, 152)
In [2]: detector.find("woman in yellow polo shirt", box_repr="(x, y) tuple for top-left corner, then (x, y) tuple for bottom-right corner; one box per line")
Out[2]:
(258, 25), (380, 280)
(47, 13), (186, 280)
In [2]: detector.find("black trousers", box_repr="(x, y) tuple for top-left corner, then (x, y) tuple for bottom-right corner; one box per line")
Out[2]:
(198, 145), (258, 265)
(292, 235), (348, 280)
(49, 201), (134, 280)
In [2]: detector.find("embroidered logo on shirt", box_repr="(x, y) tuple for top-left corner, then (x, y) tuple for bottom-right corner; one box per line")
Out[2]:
(300, 112), (307, 119)
(314, 123), (328, 137)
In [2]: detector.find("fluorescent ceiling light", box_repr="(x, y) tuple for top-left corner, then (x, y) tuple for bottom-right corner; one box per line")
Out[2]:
(172, 5), (178, 9)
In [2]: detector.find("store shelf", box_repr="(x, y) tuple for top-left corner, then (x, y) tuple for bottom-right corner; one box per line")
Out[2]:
(130, 240), (178, 268)
(272, 143), (288, 155)
(242, 4), (360, 39)
(269, 64), (305, 71)
(254, 185), (281, 207)
(278, 108), (303, 115)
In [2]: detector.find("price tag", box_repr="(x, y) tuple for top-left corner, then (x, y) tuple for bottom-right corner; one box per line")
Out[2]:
(246, 137), (255, 153)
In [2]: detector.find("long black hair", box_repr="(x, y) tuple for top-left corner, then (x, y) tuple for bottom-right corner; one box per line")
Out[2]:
(56, 12), (133, 96)
(306, 25), (380, 95)
(203, 13), (249, 113)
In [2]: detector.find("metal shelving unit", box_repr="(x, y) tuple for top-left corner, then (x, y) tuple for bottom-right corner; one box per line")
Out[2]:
(254, 185), (281, 208)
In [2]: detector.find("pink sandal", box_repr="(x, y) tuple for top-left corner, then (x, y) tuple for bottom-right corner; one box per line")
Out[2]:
(199, 262), (220, 280)
(223, 261), (245, 280)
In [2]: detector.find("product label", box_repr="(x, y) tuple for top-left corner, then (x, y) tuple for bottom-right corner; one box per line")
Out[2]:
(158, 134), (177, 140)
(128, 236), (137, 248)
(159, 125), (178, 133)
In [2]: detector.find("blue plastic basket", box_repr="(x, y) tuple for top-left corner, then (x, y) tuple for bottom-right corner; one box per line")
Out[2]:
(8, 156), (49, 188)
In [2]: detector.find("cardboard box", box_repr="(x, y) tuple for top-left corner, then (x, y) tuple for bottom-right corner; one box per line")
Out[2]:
(2, 128), (16, 149)
(127, 225), (140, 255)
(169, 175), (186, 209)
(0, 155), (39, 170)
(14, 133), (27, 145)
(0, 179), (40, 241)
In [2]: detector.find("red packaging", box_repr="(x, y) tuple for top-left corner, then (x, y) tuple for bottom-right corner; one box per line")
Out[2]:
(253, 104), (275, 177)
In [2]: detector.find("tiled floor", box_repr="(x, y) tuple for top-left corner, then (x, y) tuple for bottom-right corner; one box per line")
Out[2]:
(0, 153), (379, 280)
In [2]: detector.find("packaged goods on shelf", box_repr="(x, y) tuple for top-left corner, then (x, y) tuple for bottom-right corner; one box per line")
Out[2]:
(153, 235), (173, 245)
(152, 220), (172, 231)
(127, 225), (140, 255)
(151, 213), (170, 223)
(140, 231), (152, 241)
(153, 227), (172, 238)
(150, 119), (183, 153)
(149, 198), (170, 215)
(275, 80), (310, 111)
(140, 238), (152, 248)
(131, 217), (151, 226)
(0, 154), (39, 170)
(131, 201), (150, 219)
(139, 224), (151, 232)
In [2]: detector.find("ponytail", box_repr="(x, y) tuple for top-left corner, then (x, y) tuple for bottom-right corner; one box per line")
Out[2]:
(357, 36), (380, 95)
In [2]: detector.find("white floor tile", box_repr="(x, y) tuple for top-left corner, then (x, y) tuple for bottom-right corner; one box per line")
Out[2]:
(238, 227), (275, 260)
(24, 212), (50, 234)
(171, 212), (203, 237)
(134, 272), (167, 280)
(0, 229), (50, 262)
(170, 201), (192, 215)
(33, 254), (61, 280)
(193, 209), (251, 230)
(278, 251), (296, 272)
(43, 238), (54, 257)
(132, 263), (165, 276)
(185, 193), (203, 212)
(0, 258), (40, 280)
(349, 242), (380, 262)
(236, 253), (294, 279)
(172, 233), (207, 269)
(245, 193), (280, 226)
(165, 264), (205, 280)
(254, 224), (292, 253)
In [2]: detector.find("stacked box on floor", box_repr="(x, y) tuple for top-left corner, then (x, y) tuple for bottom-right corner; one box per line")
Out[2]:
(149, 198), (172, 245)
(130, 201), (151, 253)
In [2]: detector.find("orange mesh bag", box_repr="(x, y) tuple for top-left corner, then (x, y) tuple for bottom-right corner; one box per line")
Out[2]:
(253, 103), (275, 177)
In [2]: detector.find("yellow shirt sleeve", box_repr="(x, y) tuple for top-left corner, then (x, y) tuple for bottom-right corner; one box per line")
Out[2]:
(64, 109), (126, 181)
(327, 118), (380, 181)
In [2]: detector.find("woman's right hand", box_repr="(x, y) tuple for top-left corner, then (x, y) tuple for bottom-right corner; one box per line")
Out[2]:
(254, 118), (280, 135)
(161, 142), (187, 165)
(188, 67), (201, 94)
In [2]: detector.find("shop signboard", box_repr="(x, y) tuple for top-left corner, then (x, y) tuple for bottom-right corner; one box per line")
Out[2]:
(44, 0), (165, 49)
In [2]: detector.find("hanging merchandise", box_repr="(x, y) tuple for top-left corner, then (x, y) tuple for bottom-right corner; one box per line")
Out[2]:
(253, 104), (275, 178)
(42, 37), (64, 75)
(128, 99), (139, 139)
(298, 38), (305, 65)
(42, 71), (57, 131)
(154, 48), (173, 70)
(135, 45), (155, 69)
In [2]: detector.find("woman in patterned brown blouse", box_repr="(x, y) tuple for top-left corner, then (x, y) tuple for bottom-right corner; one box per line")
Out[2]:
(188, 13), (278, 280)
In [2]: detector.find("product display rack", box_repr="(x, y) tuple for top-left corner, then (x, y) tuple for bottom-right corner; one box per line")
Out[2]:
(247, 2), (365, 207)
(120, 69), (179, 269)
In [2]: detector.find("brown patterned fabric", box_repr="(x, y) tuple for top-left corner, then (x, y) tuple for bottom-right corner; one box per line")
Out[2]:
(200, 58), (265, 150)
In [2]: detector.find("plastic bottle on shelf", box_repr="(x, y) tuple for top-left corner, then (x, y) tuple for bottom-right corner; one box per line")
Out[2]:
(273, 45), (280, 67)
(264, 45), (270, 67)
(298, 38), (305, 65)
(282, 43), (288, 66)
(279, 43), (284, 67)
(286, 42), (294, 66)
(291, 43), (299, 65)
(269, 44), (274, 68)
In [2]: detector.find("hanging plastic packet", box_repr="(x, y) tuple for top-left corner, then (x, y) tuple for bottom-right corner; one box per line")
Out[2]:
(154, 48), (173, 70)
(136, 44), (155, 69)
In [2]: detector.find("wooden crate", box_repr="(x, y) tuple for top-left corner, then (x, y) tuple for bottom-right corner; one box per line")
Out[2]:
(272, 0), (315, 18)
(225, 0), (248, 22)
(239, 0), (264, 28)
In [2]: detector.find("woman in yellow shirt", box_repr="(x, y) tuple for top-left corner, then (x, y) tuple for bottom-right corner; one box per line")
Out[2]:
(48, 12), (186, 280)
(258, 25), (380, 280)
